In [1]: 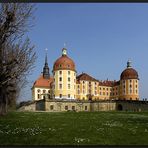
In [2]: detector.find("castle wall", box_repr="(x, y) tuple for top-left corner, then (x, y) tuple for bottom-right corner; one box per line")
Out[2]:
(19, 100), (148, 112)
(116, 101), (148, 111)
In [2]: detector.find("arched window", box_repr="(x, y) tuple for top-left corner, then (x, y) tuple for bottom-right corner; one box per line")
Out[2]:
(43, 90), (46, 93)
(117, 104), (123, 111)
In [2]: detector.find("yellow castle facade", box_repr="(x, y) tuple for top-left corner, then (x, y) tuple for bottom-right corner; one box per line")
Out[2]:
(32, 48), (139, 101)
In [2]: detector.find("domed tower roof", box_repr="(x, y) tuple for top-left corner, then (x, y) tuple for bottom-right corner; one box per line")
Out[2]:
(53, 48), (76, 71)
(120, 60), (139, 80)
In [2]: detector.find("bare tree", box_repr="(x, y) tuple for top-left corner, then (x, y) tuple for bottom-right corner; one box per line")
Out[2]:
(0, 3), (36, 115)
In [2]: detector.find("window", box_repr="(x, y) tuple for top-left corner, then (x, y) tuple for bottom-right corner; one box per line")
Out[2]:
(48, 95), (50, 99)
(59, 64), (62, 68)
(68, 71), (70, 75)
(103, 92), (105, 95)
(48, 90), (50, 93)
(130, 84), (132, 88)
(100, 87), (101, 90)
(50, 105), (54, 110)
(136, 90), (138, 93)
(130, 80), (132, 83)
(89, 90), (91, 94)
(68, 84), (70, 89)
(68, 77), (70, 82)
(43, 90), (46, 93)
(123, 85), (125, 88)
(59, 71), (62, 74)
(106, 88), (108, 91)
(83, 81), (85, 84)
(103, 88), (105, 90)
(72, 106), (75, 110)
(59, 84), (62, 89)
(89, 81), (91, 85)
(68, 94), (70, 98)
(78, 90), (80, 94)
(100, 92), (102, 95)
(136, 85), (137, 88)
(37, 89), (40, 93)
(59, 94), (62, 98)
(59, 77), (62, 81)
(123, 90), (125, 94)
(43, 96), (46, 99)
(78, 85), (80, 88)
(85, 106), (87, 111)
(95, 82), (97, 85)
(37, 94), (40, 99)
(65, 106), (68, 110)
(67, 65), (70, 68)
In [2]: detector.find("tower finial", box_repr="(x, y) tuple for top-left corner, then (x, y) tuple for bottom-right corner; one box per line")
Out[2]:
(64, 42), (66, 48)
(127, 59), (132, 68)
(62, 44), (67, 56)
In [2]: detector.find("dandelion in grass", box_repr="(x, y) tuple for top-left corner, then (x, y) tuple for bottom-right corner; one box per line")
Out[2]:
(74, 137), (90, 143)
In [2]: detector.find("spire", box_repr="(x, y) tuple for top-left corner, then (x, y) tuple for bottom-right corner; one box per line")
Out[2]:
(127, 59), (132, 68)
(43, 48), (50, 79)
(45, 52), (48, 64)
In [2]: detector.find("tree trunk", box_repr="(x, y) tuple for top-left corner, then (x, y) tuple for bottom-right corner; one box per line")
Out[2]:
(0, 86), (8, 116)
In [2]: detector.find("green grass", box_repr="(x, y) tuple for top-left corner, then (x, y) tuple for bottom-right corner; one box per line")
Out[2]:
(0, 111), (148, 145)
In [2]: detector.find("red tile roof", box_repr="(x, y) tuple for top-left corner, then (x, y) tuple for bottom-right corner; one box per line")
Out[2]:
(99, 80), (120, 87)
(76, 73), (98, 82)
(33, 75), (53, 88)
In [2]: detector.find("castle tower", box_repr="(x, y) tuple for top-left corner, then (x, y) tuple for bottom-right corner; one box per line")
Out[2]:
(52, 48), (76, 99)
(119, 60), (139, 100)
(43, 53), (50, 79)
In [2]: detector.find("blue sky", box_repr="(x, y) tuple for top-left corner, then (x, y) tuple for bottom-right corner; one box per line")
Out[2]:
(19, 3), (148, 102)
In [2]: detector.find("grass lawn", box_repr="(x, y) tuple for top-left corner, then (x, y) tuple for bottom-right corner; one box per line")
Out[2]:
(0, 111), (148, 145)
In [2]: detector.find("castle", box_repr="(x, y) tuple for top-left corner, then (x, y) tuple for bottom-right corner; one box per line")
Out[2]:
(32, 47), (139, 102)
(20, 47), (148, 112)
